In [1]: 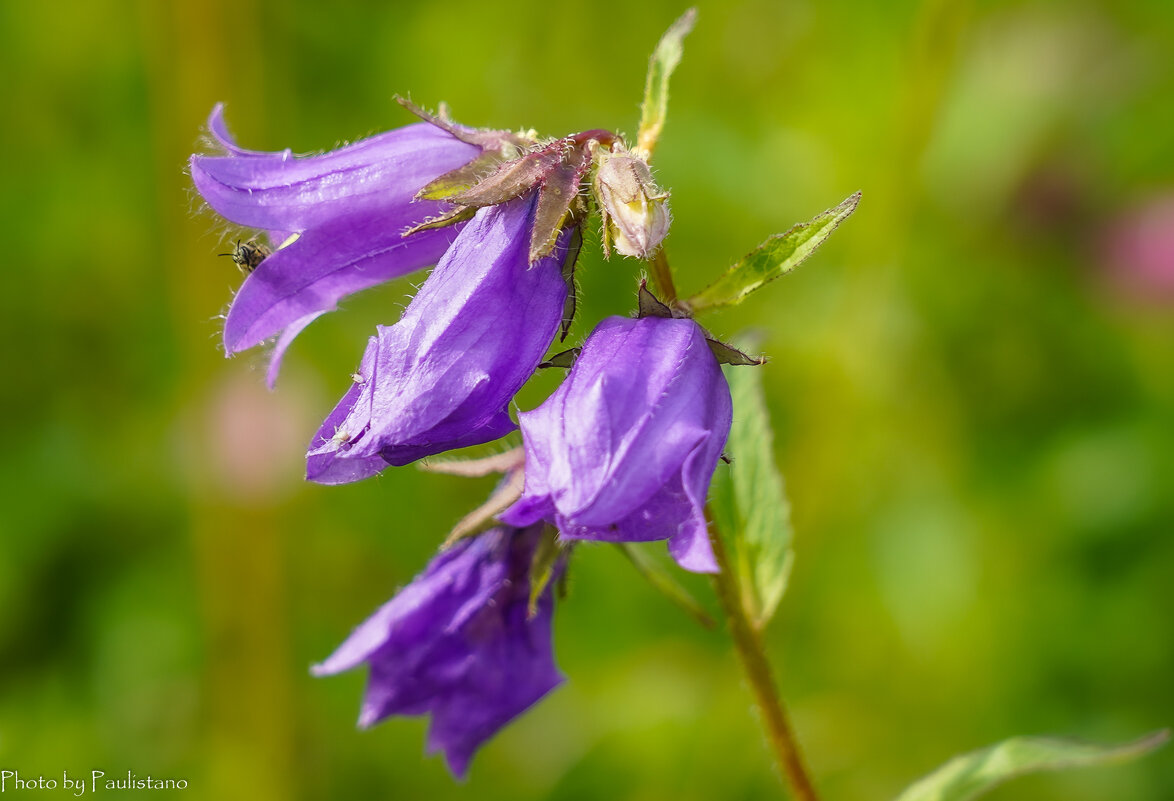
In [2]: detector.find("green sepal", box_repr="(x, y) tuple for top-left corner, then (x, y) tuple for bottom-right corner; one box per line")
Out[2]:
(637, 279), (673, 318)
(415, 153), (505, 201)
(448, 149), (564, 207)
(708, 350), (793, 630)
(615, 543), (714, 628)
(893, 731), (1169, 801)
(706, 338), (765, 366)
(419, 447), (523, 478)
(401, 204), (476, 236)
(531, 150), (591, 262)
(558, 226), (583, 341)
(436, 464), (525, 549)
(528, 526), (565, 620)
(396, 95), (531, 153)
(538, 348), (581, 369)
(689, 192), (861, 311)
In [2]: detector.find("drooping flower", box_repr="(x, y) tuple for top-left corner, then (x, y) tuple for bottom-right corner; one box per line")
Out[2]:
(312, 525), (563, 778)
(190, 104), (480, 384)
(305, 194), (574, 484)
(501, 314), (732, 573)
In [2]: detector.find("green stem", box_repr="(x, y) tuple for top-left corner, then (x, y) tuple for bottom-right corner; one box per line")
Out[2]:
(708, 509), (820, 801)
(648, 247), (679, 305)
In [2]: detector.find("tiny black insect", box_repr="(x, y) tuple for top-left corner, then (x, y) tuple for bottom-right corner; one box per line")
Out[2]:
(218, 239), (272, 272)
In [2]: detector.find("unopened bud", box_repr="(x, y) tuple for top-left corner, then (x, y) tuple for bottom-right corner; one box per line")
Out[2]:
(593, 151), (670, 259)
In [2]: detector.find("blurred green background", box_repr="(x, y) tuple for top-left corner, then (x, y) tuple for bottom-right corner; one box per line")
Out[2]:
(2, 0), (1172, 798)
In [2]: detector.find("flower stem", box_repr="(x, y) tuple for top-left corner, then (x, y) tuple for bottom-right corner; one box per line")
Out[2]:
(708, 510), (820, 801)
(649, 247), (680, 305)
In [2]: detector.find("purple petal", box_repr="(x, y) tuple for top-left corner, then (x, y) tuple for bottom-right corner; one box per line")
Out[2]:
(307, 195), (571, 480)
(504, 316), (731, 573)
(304, 342), (387, 485)
(206, 102), (291, 159)
(312, 540), (496, 677)
(224, 213), (461, 356)
(192, 109), (478, 232)
(313, 526), (563, 778)
(193, 105), (484, 376)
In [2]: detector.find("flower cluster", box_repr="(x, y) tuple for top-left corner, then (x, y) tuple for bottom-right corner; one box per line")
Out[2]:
(192, 87), (740, 773)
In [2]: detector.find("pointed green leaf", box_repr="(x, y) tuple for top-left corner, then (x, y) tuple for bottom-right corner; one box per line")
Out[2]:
(689, 192), (860, 311)
(894, 731), (1169, 801)
(708, 354), (793, 630)
(615, 543), (714, 628)
(636, 8), (697, 158)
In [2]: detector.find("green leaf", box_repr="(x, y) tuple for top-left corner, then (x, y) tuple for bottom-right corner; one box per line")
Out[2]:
(688, 192), (860, 311)
(894, 731), (1169, 801)
(636, 8), (697, 158)
(708, 354), (793, 630)
(615, 543), (714, 628)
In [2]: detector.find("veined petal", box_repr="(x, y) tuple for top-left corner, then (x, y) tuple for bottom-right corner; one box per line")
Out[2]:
(304, 341), (387, 485)
(194, 105), (486, 378)
(313, 526), (563, 778)
(311, 539), (498, 677)
(307, 194), (571, 481)
(192, 108), (478, 232)
(505, 316), (731, 573)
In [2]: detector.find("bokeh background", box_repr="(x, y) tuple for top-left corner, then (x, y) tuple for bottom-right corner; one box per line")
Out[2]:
(2, 0), (1172, 798)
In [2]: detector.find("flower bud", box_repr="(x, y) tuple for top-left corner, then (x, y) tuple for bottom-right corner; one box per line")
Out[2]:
(593, 151), (670, 259)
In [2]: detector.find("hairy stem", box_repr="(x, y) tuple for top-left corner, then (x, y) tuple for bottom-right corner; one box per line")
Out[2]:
(648, 247), (679, 305)
(708, 509), (820, 801)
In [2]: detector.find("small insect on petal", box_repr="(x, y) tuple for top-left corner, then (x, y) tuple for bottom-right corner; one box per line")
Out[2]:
(219, 239), (272, 273)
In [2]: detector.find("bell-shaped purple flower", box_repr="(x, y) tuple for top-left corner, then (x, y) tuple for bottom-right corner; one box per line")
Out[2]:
(305, 194), (572, 483)
(312, 525), (563, 778)
(190, 104), (479, 384)
(502, 315), (732, 573)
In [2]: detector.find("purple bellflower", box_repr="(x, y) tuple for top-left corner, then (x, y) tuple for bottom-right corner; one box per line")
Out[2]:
(502, 315), (732, 573)
(190, 104), (479, 385)
(305, 194), (573, 483)
(312, 525), (563, 778)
